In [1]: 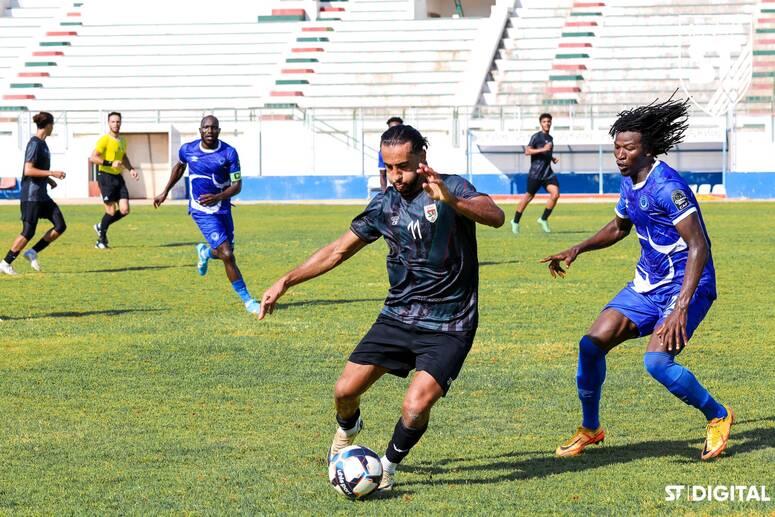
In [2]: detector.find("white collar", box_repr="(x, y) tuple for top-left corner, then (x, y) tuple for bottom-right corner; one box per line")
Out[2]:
(632, 159), (661, 190)
(199, 141), (221, 153)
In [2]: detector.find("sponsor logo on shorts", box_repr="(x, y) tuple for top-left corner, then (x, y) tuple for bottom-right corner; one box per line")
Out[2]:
(210, 231), (220, 242)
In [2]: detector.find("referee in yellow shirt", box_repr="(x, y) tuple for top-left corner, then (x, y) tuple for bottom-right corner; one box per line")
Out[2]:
(89, 111), (138, 248)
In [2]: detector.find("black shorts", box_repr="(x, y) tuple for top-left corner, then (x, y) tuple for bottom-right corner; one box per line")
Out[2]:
(349, 315), (476, 396)
(526, 175), (559, 196)
(97, 172), (129, 202)
(20, 200), (65, 233)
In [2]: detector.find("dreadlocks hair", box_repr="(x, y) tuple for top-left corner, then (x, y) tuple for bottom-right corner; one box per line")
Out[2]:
(609, 94), (690, 157)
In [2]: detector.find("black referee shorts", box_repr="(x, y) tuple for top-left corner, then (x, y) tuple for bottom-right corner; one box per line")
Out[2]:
(349, 315), (476, 396)
(97, 172), (129, 202)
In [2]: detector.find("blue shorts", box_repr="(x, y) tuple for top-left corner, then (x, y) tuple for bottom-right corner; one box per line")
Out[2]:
(604, 285), (714, 339)
(191, 211), (234, 250)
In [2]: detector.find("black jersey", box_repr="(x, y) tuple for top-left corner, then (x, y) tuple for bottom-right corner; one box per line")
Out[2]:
(20, 136), (51, 202)
(350, 174), (483, 331)
(527, 131), (554, 180)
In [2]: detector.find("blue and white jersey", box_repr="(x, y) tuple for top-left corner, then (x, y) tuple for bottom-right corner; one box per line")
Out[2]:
(178, 139), (241, 215)
(615, 160), (716, 298)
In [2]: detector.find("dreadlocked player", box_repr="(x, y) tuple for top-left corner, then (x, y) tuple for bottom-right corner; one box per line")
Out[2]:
(541, 97), (734, 461)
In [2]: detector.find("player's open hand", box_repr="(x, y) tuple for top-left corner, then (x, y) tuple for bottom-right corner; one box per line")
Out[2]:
(418, 164), (454, 204)
(258, 279), (288, 320)
(153, 192), (167, 208)
(655, 307), (688, 352)
(540, 247), (579, 278)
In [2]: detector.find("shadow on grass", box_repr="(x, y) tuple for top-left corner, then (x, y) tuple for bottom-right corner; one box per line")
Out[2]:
(81, 264), (189, 273)
(279, 298), (384, 308)
(480, 259), (520, 267)
(1, 308), (166, 320)
(157, 241), (199, 248)
(401, 418), (775, 486)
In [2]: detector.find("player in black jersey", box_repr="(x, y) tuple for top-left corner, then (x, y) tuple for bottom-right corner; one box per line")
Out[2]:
(0, 112), (67, 275)
(259, 125), (504, 490)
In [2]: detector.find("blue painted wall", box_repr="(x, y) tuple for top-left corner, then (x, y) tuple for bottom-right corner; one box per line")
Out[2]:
(1, 172), (772, 200)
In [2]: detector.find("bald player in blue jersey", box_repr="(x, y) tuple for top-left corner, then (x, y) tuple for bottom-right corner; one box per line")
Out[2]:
(153, 115), (260, 316)
(542, 97), (733, 461)
(258, 125), (505, 490)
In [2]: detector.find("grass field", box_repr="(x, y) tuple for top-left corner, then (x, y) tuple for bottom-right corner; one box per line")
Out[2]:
(0, 201), (773, 515)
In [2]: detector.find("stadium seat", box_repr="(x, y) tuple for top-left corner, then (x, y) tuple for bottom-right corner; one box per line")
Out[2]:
(711, 183), (727, 195)
(697, 184), (712, 195)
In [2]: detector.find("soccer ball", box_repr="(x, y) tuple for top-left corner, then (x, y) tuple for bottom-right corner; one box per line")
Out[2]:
(328, 445), (383, 499)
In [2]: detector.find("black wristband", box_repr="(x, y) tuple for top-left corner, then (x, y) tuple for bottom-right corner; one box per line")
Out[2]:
(102, 160), (111, 167)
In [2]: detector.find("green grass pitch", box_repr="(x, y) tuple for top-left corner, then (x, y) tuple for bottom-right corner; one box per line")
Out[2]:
(0, 201), (773, 514)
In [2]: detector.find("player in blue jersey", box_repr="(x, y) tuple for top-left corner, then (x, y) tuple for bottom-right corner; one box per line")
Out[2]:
(542, 97), (733, 461)
(153, 115), (260, 316)
(258, 125), (504, 490)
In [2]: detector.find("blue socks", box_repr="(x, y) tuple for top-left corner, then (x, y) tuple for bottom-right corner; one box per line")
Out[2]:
(577, 335), (606, 430)
(643, 352), (727, 420)
(231, 278), (253, 304)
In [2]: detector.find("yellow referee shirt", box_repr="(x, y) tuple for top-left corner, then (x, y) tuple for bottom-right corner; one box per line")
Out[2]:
(95, 134), (127, 175)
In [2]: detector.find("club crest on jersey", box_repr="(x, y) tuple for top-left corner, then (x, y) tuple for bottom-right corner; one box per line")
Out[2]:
(639, 195), (649, 210)
(423, 203), (438, 223)
(190, 156), (199, 162)
(672, 189), (690, 210)
(390, 215), (399, 226)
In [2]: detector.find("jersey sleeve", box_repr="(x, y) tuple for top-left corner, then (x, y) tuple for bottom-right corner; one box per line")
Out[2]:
(94, 135), (108, 155)
(656, 181), (698, 225)
(350, 193), (385, 243)
(24, 139), (39, 165)
(447, 175), (484, 200)
(177, 144), (188, 165)
(228, 147), (242, 182)
(527, 133), (540, 149)
(615, 190), (629, 219)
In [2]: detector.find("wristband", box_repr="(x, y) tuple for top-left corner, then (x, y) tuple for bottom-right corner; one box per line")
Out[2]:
(102, 160), (111, 167)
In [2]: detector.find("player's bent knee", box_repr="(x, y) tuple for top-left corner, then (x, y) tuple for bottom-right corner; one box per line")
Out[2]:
(333, 378), (360, 402)
(643, 352), (675, 385)
(54, 222), (67, 234)
(20, 222), (36, 240)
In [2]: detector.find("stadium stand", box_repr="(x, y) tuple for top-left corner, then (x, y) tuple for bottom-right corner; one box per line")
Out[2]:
(486, 0), (757, 113)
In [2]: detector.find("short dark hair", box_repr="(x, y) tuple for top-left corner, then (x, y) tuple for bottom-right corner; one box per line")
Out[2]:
(200, 115), (219, 128)
(539, 113), (552, 122)
(32, 111), (54, 129)
(609, 94), (689, 156)
(386, 116), (403, 126)
(107, 111), (121, 120)
(380, 124), (428, 154)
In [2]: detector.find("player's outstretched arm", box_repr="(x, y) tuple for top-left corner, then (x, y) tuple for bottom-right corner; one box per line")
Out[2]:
(153, 162), (186, 208)
(258, 230), (368, 319)
(655, 213), (709, 352)
(540, 216), (632, 277)
(418, 164), (504, 227)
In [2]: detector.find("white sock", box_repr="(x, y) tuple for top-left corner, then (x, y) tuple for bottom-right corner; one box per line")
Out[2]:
(341, 418), (361, 437)
(380, 455), (397, 473)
